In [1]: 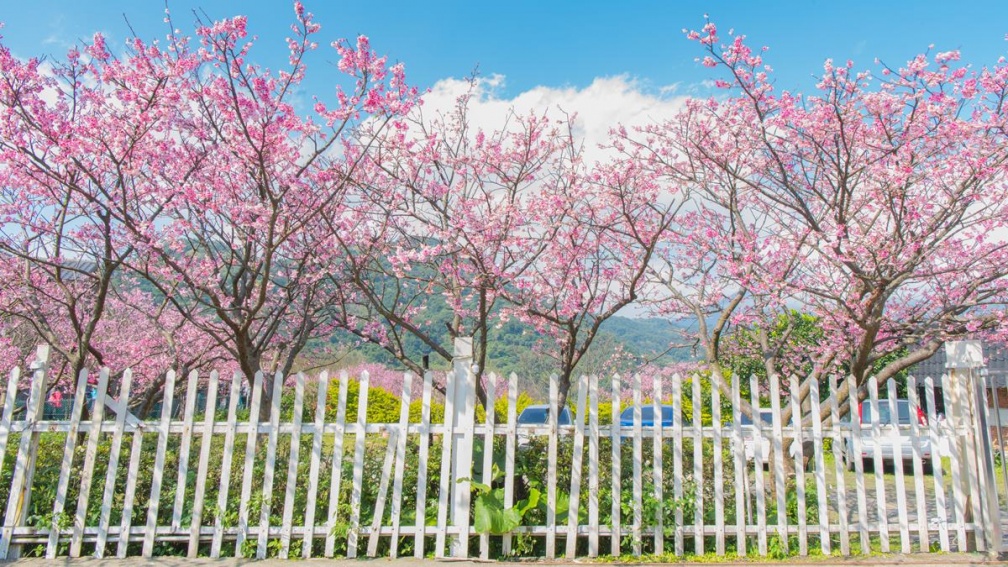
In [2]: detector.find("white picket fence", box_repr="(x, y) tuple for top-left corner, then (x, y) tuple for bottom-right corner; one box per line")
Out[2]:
(0, 344), (1002, 559)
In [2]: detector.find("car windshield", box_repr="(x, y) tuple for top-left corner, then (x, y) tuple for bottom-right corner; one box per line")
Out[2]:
(861, 401), (912, 425)
(517, 406), (572, 425)
(740, 411), (774, 426)
(619, 405), (674, 422)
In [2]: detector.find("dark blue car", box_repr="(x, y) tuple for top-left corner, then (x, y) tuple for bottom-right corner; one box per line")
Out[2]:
(619, 404), (675, 436)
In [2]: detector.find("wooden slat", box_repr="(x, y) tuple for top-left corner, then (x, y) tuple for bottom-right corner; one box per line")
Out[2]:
(44, 369), (91, 558)
(256, 372), (286, 559)
(302, 371), (329, 558)
(887, 380), (910, 553)
(545, 373), (559, 558)
(434, 368), (457, 558)
(347, 370), (371, 558)
(692, 375), (704, 555)
(654, 375), (666, 555)
(847, 372), (870, 554)
(768, 373), (788, 555)
(565, 375), (587, 558)
(632, 373), (643, 556)
(587, 374), (600, 557)
(170, 371), (200, 533)
(279, 373), (306, 558)
(143, 369), (178, 558)
(366, 430), (398, 556)
(188, 371), (220, 556)
(730, 373), (746, 557)
(95, 369), (135, 552)
(414, 371), (435, 558)
(749, 374), (767, 556)
(235, 371), (264, 557)
(906, 377), (929, 552)
(479, 376), (495, 560)
(116, 396), (146, 559)
(1, 346), (49, 560)
(945, 370), (970, 550)
(324, 372), (350, 557)
(211, 372), (242, 558)
(389, 373), (414, 558)
(711, 379), (723, 555)
(958, 370), (986, 551)
(809, 376), (830, 555)
(71, 368), (110, 557)
(672, 372), (684, 556)
(789, 375), (807, 556)
(925, 376), (950, 551)
(868, 378), (890, 552)
(610, 373), (622, 556)
(0, 368), (22, 495)
(829, 375), (850, 556)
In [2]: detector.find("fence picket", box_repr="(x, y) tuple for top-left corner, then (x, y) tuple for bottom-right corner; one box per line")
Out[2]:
(925, 376), (950, 550)
(1, 346), (49, 560)
(768, 373), (788, 555)
(672, 372), (684, 556)
(749, 374), (767, 556)
(256, 372), (286, 558)
(278, 373), (306, 558)
(434, 368), (457, 558)
(809, 377), (830, 555)
(545, 373), (559, 559)
(366, 430), (399, 557)
(887, 380), (911, 553)
(692, 374), (704, 555)
(235, 371), (264, 557)
(390, 373), (414, 558)
(958, 370), (987, 551)
(188, 371), (219, 557)
(654, 375), (666, 555)
(0, 368), (22, 503)
(788, 375), (807, 555)
(302, 371), (329, 558)
(347, 370), (371, 558)
(730, 373), (746, 557)
(479, 375), (495, 560)
(501, 372), (518, 556)
(906, 377), (929, 551)
(565, 378), (588, 558)
(847, 372), (870, 554)
(44, 369), (91, 558)
(211, 372), (241, 558)
(632, 373), (643, 556)
(71, 368), (110, 557)
(324, 372), (350, 557)
(587, 373), (600, 557)
(610, 373), (622, 556)
(98, 383), (134, 552)
(829, 375), (850, 555)
(711, 382), (723, 555)
(868, 377), (891, 552)
(143, 369), (178, 558)
(414, 371), (435, 557)
(945, 371), (970, 550)
(170, 371), (200, 534)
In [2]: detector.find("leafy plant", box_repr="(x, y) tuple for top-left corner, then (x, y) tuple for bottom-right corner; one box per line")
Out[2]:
(468, 465), (540, 535)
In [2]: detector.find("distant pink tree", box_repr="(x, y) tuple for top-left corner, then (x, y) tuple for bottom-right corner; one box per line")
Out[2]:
(627, 20), (1008, 424)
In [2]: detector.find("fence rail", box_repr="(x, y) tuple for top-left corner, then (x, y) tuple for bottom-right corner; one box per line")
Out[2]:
(0, 345), (1002, 559)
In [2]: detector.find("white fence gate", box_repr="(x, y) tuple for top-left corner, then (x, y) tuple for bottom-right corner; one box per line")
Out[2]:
(0, 343), (1002, 559)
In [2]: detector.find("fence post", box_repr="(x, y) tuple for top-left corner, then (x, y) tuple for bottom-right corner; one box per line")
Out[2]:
(449, 337), (476, 558)
(0, 345), (50, 559)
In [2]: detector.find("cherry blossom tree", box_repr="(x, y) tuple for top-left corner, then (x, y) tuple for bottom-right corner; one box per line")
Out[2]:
(630, 20), (1008, 427)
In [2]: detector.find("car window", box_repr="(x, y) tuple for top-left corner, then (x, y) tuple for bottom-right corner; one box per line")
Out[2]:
(517, 407), (548, 424)
(861, 400), (912, 424)
(740, 410), (774, 425)
(619, 405), (674, 422)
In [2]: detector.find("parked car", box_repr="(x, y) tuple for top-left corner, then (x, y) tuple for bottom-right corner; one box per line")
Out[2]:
(843, 399), (932, 472)
(734, 409), (805, 468)
(516, 404), (573, 447)
(618, 404), (675, 437)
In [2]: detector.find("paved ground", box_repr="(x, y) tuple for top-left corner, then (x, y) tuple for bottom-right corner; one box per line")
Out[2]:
(2, 554), (1006, 567)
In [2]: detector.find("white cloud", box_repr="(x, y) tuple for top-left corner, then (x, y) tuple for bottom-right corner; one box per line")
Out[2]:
(419, 74), (690, 164)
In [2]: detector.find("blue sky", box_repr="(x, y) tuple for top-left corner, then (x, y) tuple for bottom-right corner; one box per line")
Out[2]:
(3, 1), (1007, 96)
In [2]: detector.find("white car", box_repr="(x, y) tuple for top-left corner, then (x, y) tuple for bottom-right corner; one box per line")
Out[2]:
(843, 399), (932, 472)
(738, 409), (803, 466)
